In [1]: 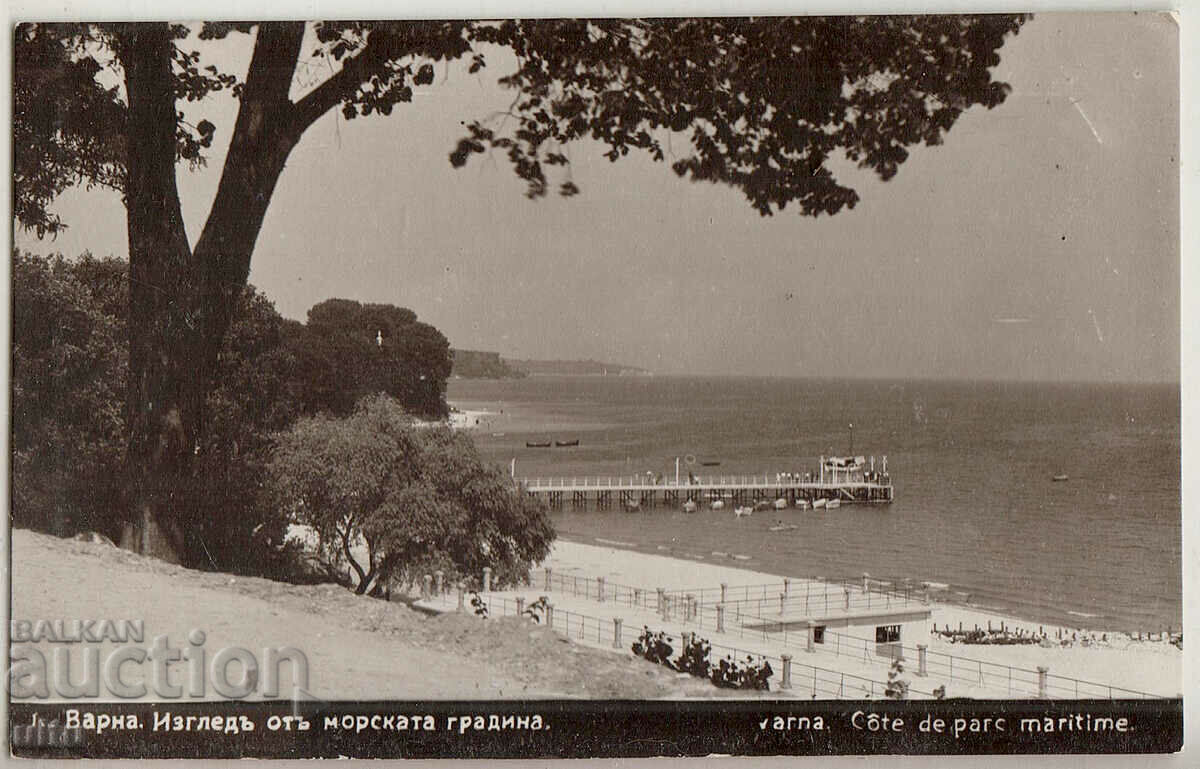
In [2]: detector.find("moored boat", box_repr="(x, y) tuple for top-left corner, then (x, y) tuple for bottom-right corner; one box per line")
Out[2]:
(733, 506), (752, 517)
(555, 439), (580, 447)
(525, 441), (552, 448)
(812, 498), (827, 509)
(826, 498), (841, 509)
(711, 499), (725, 510)
(682, 499), (698, 513)
(795, 499), (810, 510)
(1052, 474), (1069, 482)
(773, 498), (788, 510)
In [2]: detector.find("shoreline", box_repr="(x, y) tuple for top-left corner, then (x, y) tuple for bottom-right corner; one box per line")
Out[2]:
(536, 537), (1182, 697)
(546, 532), (1176, 641)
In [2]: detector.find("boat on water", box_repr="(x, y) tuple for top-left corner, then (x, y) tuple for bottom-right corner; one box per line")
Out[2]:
(525, 441), (552, 448)
(812, 498), (827, 509)
(733, 506), (752, 518)
(753, 500), (771, 512)
(555, 439), (580, 447)
(773, 498), (788, 510)
(682, 499), (698, 513)
(795, 499), (810, 510)
(711, 500), (726, 511)
(622, 499), (641, 512)
(768, 522), (799, 532)
(700, 460), (721, 467)
(826, 498), (842, 509)
(1052, 474), (1069, 482)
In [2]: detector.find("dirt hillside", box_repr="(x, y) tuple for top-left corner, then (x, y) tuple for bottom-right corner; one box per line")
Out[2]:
(11, 529), (748, 701)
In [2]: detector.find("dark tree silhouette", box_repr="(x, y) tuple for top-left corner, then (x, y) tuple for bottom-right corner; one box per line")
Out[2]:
(13, 17), (1027, 562)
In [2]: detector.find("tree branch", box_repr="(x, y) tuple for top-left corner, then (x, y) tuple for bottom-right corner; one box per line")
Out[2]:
(291, 27), (405, 133)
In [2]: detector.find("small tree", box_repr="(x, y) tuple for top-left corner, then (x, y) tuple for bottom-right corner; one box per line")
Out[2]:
(266, 394), (554, 594)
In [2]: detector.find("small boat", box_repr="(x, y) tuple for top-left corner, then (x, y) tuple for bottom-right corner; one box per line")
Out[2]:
(622, 499), (641, 512)
(773, 498), (788, 510)
(711, 500), (725, 510)
(826, 498), (841, 509)
(795, 499), (810, 510)
(700, 460), (721, 467)
(555, 439), (580, 447)
(491, 432), (506, 437)
(1052, 474), (1069, 482)
(525, 441), (551, 448)
(682, 499), (698, 513)
(753, 500), (771, 512)
(768, 523), (799, 532)
(812, 498), (827, 509)
(733, 506), (752, 518)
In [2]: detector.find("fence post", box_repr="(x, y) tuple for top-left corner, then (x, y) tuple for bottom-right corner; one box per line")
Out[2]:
(1037, 666), (1048, 699)
(781, 654), (793, 690)
(456, 582), (465, 613)
(662, 596), (671, 622)
(545, 567), (552, 592)
(806, 621), (815, 653)
(862, 572), (869, 593)
(422, 574), (432, 600)
(435, 570), (445, 596)
(545, 602), (554, 629)
(917, 644), (928, 677)
(686, 594), (696, 621)
(634, 588), (642, 607)
(598, 576), (606, 602)
(780, 593), (786, 615)
(716, 604), (726, 633)
(613, 618), (623, 649)
(720, 583), (728, 604)
(483, 567), (492, 593)
(516, 596), (526, 615)
(656, 587), (665, 613)
(844, 588), (851, 610)
(783, 578), (791, 598)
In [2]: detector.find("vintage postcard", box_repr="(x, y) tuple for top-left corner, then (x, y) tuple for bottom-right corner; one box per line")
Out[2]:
(7, 6), (1184, 759)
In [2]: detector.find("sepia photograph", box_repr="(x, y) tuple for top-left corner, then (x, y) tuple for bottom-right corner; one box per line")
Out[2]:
(7, 4), (1185, 758)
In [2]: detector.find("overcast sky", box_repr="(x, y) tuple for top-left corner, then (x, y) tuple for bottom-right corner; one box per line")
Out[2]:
(14, 12), (1179, 383)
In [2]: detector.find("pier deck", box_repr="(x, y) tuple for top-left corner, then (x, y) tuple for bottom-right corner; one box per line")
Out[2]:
(519, 474), (894, 508)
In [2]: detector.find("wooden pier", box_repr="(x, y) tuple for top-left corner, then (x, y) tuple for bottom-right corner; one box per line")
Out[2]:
(519, 473), (894, 510)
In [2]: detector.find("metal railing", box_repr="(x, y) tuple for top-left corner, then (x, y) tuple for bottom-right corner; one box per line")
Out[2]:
(469, 592), (935, 699)
(518, 475), (887, 489)
(520, 568), (1167, 700)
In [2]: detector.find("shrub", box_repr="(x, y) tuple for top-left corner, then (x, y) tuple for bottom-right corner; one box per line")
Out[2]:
(885, 657), (910, 700)
(632, 627), (676, 669)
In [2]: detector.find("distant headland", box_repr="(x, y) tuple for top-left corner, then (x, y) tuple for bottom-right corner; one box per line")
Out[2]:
(450, 349), (651, 379)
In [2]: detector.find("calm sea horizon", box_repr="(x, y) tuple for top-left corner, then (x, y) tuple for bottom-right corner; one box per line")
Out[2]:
(448, 375), (1181, 633)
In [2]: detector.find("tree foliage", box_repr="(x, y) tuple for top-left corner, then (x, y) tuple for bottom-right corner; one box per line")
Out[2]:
(11, 251), (127, 536)
(10, 249), (301, 571)
(266, 394), (554, 595)
(291, 298), (452, 419)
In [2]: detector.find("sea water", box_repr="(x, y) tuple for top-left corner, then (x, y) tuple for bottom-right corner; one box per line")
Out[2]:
(448, 376), (1181, 633)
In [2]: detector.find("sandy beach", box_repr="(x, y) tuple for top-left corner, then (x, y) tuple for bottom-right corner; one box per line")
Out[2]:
(447, 538), (1183, 700)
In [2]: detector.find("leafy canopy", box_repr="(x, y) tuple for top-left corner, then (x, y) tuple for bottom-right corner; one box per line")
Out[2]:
(14, 16), (1027, 236)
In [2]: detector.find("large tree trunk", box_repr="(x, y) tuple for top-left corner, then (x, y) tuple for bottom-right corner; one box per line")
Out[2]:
(117, 23), (204, 563)
(115, 23), (308, 565)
